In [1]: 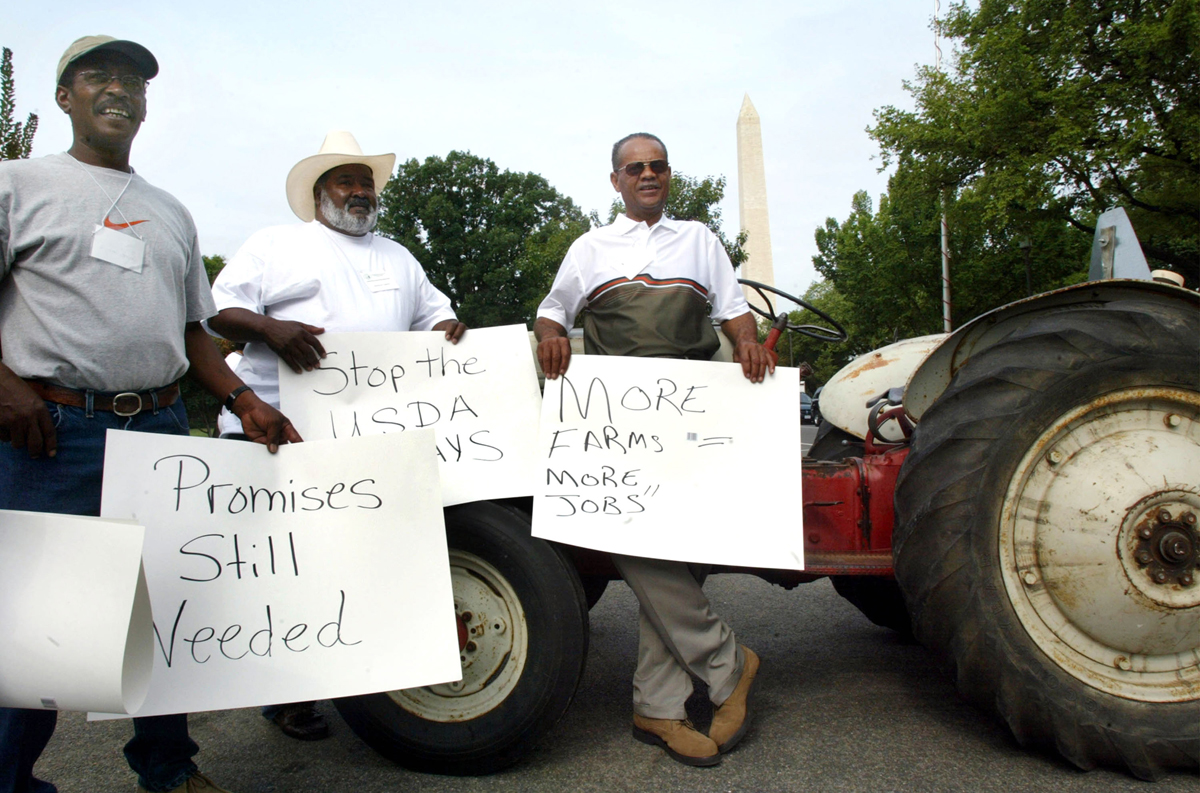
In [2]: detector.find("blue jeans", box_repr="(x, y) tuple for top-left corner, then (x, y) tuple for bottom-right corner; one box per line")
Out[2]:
(0, 398), (199, 793)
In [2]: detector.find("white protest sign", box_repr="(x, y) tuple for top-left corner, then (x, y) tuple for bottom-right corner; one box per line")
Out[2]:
(278, 324), (542, 506)
(97, 430), (460, 717)
(532, 356), (804, 569)
(0, 510), (153, 713)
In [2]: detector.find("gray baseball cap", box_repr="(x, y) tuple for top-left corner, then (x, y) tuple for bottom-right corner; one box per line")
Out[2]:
(56, 35), (158, 84)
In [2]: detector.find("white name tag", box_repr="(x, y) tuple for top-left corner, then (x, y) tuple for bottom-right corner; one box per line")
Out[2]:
(363, 271), (398, 293)
(91, 226), (145, 273)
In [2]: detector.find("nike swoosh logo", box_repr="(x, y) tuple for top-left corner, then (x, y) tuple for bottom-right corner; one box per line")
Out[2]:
(104, 217), (149, 230)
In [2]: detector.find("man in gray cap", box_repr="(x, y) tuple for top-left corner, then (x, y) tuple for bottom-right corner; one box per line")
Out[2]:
(0, 35), (299, 793)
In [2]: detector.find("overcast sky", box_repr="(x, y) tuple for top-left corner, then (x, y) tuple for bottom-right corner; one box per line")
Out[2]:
(7, 1), (938, 299)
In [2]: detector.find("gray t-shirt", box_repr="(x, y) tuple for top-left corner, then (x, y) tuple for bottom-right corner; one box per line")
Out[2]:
(0, 152), (216, 391)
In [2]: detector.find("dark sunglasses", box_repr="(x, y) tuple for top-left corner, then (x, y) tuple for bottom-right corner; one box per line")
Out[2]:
(617, 159), (669, 177)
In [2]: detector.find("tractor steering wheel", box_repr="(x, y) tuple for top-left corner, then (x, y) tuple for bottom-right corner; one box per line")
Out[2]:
(737, 279), (848, 343)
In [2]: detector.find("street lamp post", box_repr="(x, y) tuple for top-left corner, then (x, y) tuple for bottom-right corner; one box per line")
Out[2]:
(1019, 238), (1033, 297)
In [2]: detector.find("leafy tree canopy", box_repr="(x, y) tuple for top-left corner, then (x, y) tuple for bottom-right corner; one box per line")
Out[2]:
(809, 0), (1191, 366)
(606, 171), (748, 267)
(1, 47), (38, 161)
(202, 254), (226, 286)
(183, 255), (234, 435)
(376, 151), (590, 329)
(814, 162), (1088, 349)
(871, 0), (1198, 285)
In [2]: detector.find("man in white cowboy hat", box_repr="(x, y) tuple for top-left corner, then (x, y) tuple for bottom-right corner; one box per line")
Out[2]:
(205, 132), (465, 739)
(0, 35), (300, 793)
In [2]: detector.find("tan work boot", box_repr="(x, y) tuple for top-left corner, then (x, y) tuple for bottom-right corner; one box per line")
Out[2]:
(137, 771), (232, 792)
(632, 713), (721, 767)
(709, 644), (761, 753)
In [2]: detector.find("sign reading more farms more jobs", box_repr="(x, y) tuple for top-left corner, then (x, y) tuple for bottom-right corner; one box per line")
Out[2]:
(532, 355), (804, 570)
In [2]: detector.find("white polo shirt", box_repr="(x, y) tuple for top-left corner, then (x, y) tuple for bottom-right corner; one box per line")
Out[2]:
(536, 214), (749, 331)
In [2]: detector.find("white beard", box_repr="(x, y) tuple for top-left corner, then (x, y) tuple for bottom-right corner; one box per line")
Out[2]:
(319, 190), (378, 235)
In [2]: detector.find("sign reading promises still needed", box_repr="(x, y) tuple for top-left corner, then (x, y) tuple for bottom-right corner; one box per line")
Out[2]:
(97, 430), (460, 718)
(278, 324), (542, 506)
(531, 356), (804, 570)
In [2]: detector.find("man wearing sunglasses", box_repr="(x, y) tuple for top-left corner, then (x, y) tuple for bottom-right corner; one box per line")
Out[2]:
(534, 132), (776, 767)
(0, 36), (299, 793)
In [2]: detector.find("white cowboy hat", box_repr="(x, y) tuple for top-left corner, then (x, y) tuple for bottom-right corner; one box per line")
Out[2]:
(285, 131), (396, 222)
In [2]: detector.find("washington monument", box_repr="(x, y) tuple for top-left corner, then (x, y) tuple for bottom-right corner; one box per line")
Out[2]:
(736, 94), (776, 312)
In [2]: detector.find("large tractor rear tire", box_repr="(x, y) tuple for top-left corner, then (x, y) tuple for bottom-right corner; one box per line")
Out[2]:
(893, 296), (1199, 780)
(334, 500), (589, 775)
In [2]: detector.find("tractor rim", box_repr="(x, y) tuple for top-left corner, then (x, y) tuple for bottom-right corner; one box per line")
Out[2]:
(388, 549), (529, 721)
(998, 386), (1200, 703)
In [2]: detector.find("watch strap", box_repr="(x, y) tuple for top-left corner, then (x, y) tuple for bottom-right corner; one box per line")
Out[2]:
(224, 385), (253, 412)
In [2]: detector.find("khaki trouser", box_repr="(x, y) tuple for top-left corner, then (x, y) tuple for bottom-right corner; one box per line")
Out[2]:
(611, 554), (744, 720)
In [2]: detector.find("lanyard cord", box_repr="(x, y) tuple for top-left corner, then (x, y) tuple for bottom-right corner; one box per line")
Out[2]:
(70, 155), (143, 241)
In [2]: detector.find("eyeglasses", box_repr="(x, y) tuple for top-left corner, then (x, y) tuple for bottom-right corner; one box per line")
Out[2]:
(76, 70), (147, 94)
(617, 159), (669, 177)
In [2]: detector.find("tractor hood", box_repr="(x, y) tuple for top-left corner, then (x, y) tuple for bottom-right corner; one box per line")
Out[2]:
(818, 334), (947, 441)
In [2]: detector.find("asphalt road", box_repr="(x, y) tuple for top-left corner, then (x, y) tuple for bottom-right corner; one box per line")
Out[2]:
(35, 571), (1195, 792)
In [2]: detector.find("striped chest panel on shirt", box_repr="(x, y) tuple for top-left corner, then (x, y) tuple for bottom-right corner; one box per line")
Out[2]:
(587, 274), (711, 304)
(582, 274), (720, 360)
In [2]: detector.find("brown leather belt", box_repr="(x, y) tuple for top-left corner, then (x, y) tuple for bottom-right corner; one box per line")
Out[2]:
(26, 380), (180, 417)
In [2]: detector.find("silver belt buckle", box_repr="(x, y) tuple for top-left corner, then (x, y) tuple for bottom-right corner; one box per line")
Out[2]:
(112, 392), (144, 417)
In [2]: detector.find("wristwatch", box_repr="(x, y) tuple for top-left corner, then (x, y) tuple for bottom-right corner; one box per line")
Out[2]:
(224, 385), (253, 412)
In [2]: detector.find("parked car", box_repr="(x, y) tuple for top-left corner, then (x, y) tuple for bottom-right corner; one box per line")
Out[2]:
(811, 385), (824, 425)
(800, 391), (814, 424)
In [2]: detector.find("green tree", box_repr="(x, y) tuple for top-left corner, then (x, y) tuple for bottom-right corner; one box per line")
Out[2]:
(202, 254), (226, 285)
(184, 254), (233, 436)
(606, 171), (748, 267)
(377, 151), (590, 328)
(871, 0), (1199, 285)
(814, 164), (1088, 350)
(1, 47), (38, 161)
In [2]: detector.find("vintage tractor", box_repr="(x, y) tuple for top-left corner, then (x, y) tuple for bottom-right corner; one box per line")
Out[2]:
(333, 218), (1198, 781)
